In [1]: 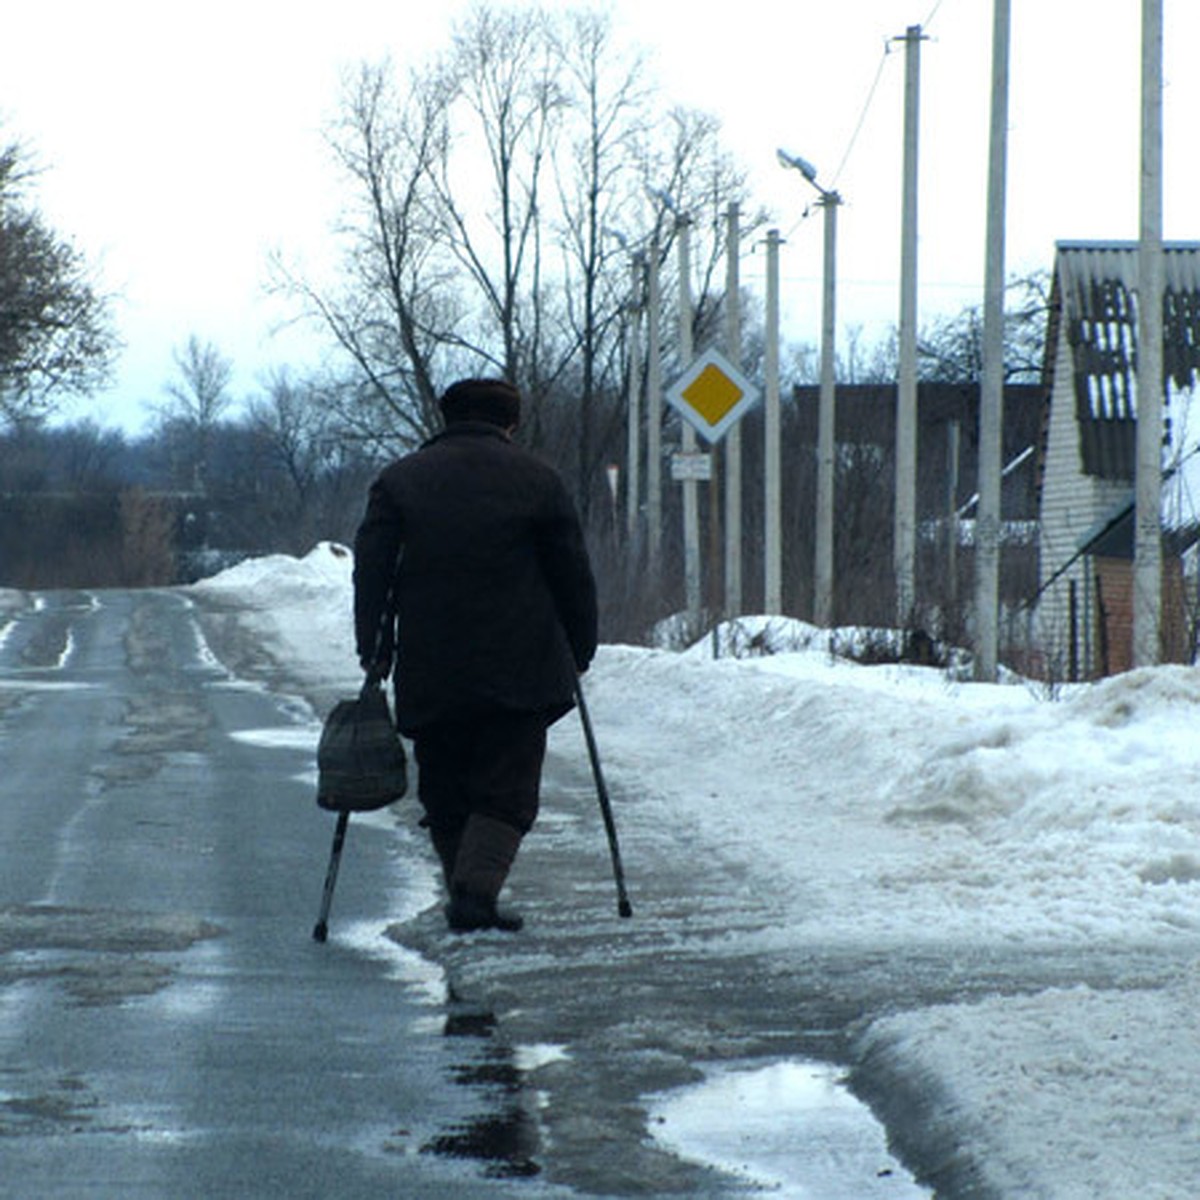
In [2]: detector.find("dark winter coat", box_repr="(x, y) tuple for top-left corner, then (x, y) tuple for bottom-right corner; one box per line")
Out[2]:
(353, 421), (598, 735)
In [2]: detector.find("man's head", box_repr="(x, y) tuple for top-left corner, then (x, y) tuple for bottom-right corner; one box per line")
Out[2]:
(439, 378), (521, 430)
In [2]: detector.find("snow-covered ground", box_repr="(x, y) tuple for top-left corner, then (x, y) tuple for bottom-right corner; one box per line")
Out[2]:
(192, 543), (1200, 1198)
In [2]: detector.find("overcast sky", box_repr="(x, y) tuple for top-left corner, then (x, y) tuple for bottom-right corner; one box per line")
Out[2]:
(4, 0), (1198, 432)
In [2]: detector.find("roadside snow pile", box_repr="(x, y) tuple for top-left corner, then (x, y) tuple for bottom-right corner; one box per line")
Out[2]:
(0, 589), (27, 622)
(858, 973), (1200, 1197)
(193, 540), (354, 603)
(190, 542), (358, 679)
(671, 613), (974, 677)
(578, 643), (1200, 951)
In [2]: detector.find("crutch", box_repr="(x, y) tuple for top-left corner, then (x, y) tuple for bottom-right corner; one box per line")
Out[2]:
(312, 811), (350, 942)
(574, 679), (632, 918)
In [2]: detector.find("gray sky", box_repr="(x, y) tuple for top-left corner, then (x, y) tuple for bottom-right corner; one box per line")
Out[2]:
(4, 0), (1197, 431)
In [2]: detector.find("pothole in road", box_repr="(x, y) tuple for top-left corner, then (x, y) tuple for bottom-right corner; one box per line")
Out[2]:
(116, 693), (212, 754)
(0, 905), (224, 1006)
(0, 1071), (101, 1136)
(89, 692), (213, 788)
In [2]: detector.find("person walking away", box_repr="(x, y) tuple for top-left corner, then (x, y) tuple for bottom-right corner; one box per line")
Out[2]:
(353, 378), (598, 933)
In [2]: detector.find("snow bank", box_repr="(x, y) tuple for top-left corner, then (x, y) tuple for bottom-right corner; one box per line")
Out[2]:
(577, 643), (1200, 952)
(858, 974), (1200, 1197)
(190, 542), (359, 681)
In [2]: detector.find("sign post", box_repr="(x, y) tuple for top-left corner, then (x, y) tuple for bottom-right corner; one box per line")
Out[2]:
(676, 217), (701, 620)
(667, 349), (758, 629)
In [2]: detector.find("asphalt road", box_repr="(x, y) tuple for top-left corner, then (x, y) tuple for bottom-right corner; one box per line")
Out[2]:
(0, 589), (563, 1199)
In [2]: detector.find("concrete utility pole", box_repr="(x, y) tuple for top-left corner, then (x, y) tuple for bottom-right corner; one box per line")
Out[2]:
(1133, 0), (1164, 668)
(777, 149), (840, 626)
(724, 203), (743, 618)
(895, 24), (924, 626)
(677, 216), (703, 620)
(646, 235), (663, 576)
(625, 254), (643, 544)
(974, 0), (1011, 682)
(764, 229), (783, 614)
(945, 419), (961, 609)
(814, 190), (840, 626)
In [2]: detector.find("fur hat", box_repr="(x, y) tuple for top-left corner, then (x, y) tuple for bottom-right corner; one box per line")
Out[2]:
(439, 378), (521, 429)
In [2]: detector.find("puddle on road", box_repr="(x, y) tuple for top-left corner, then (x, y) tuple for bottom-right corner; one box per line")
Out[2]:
(422, 996), (545, 1179)
(649, 1059), (931, 1199)
(322, 850), (545, 1180)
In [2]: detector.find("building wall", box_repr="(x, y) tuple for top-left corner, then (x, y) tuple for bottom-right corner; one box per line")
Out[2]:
(1093, 557), (1133, 675)
(1094, 556), (1192, 674)
(1036, 332), (1132, 677)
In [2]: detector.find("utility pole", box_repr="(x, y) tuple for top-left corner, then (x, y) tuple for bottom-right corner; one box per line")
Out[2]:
(1134, 0), (1164, 667)
(946, 419), (961, 610)
(646, 234), (663, 578)
(625, 253), (643, 544)
(764, 229), (783, 614)
(677, 216), (702, 620)
(724, 202), (743, 618)
(777, 149), (840, 626)
(974, 0), (1010, 682)
(895, 24), (924, 626)
(814, 190), (840, 626)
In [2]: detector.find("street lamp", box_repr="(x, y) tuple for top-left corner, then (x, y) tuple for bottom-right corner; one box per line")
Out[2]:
(776, 148), (820, 186)
(779, 148), (842, 627)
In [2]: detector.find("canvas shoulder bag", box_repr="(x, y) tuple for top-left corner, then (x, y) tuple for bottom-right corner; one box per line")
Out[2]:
(316, 552), (407, 812)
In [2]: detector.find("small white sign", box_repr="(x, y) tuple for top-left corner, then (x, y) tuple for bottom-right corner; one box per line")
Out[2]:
(671, 452), (713, 481)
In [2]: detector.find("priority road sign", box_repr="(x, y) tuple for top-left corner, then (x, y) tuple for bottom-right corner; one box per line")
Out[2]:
(667, 348), (760, 444)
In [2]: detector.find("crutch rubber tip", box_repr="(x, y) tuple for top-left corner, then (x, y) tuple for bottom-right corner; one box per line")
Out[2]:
(312, 921), (328, 943)
(618, 900), (633, 918)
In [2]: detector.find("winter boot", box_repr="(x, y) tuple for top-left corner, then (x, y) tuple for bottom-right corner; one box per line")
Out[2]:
(445, 891), (524, 933)
(446, 814), (525, 933)
(428, 825), (463, 889)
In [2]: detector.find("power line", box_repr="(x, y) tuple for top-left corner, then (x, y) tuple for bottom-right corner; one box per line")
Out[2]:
(922, 0), (949, 31)
(830, 41), (894, 190)
(781, 41), (896, 242)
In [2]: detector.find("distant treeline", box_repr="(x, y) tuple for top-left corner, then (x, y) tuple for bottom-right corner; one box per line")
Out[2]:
(0, 417), (378, 590)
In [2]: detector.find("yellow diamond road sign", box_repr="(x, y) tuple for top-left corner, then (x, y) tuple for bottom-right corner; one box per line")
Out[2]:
(667, 348), (759, 444)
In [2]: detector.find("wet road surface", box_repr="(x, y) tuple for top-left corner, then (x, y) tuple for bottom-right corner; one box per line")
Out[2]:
(0, 589), (563, 1198)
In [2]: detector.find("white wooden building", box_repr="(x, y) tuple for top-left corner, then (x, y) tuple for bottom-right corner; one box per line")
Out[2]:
(1036, 241), (1200, 678)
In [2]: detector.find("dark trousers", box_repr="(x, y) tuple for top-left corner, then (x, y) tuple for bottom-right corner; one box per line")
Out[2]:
(414, 709), (547, 835)
(414, 710), (548, 899)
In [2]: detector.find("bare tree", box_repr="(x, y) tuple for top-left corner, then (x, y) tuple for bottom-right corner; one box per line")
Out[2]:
(163, 335), (233, 427)
(278, 2), (764, 533)
(245, 368), (336, 519)
(156, 334), (233, 491)
(916, 270), (1050, 384)
(0, 138), (118, 427)
(641, 108), (769, 357)
(276, 8), (571, 452)
(551, 9), (649, 518)
(440, 8), (562, 379)
(290, 61), (455, 446)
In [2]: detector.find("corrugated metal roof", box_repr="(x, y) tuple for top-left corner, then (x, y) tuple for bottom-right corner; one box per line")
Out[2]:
(1055, 241), (1200, 480)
